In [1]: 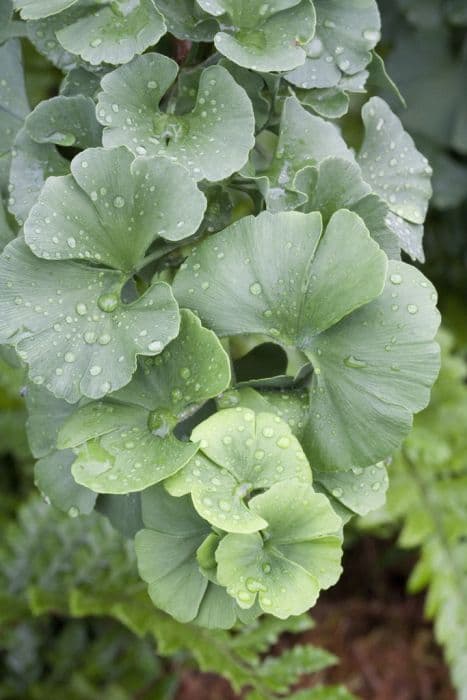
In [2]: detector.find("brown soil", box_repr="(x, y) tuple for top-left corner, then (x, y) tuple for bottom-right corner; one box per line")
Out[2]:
(175, 538), (456, 700)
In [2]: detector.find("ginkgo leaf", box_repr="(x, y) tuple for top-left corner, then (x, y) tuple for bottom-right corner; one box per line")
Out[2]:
(96, 53), (255, 182)
(298, 157), (400, 257)
(46, 0), (167, 66)
(196, 0), (316, 72)
(242, 97), (354, 212)
(358, 97), (432, 258)
(154, 0), (218, 41)
(135, 484), (239, 627)
(0, 238), (180, 403)
(56, 310), (231, 492)
(0, 40), (30, 195)
(25, 382), (97, 515)
(8, 129), (69, 227)
(166, 407), (311, 533)
(286, 0), (381, 89)
(216, 481), (343, 618)
(24, 146), (206, 272)
(26, 13), (77, 71)
(0, 200), (14, 254)
(35, 449), (97, 516)
(25, 95), (102, 149)
(225, 387), (390, 519)
(174, 209), (440, 470)
(13, 0), (77, 20)
(60, 67), (104, 99)
(303, 259), (440, 471)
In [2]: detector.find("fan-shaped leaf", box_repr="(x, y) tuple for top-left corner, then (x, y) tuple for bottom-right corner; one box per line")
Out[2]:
(0, 239), (180, 403)
(196, 0), (316, 72)
(286, 0), (381, 89)
(167, 407), (311, 533)
(97, 53), (255, 182)
(57, 310), (230, 492)
(216, 481), (343, 618)
(175, 209), (440, 470)
(25, 95), (102, 148)
(24, 147), (206, 272)
(136, 484), (239, 627)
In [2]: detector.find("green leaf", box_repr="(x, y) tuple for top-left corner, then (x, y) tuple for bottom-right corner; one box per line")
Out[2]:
(286, 0), (381, 89)
(175, 209), (440, 470)
(196, 0), (316, 72)
(216, 481), (343, 618)
(60, 67), (104, 100)
(97, 54), (255, 182)
(24, 146), (206, 272)
(8, 128), (69, 227)
(166, 407), (311, 533)
(13, 0), (77, 20)
(26, 13), (78, 71)
(0, 238), (180, 403)
(243, 97), (354, 212)
(25, 383), (76, 458)
(298, 156), (400, 258)
(54, 0), (167, 66)
(0, 40), (30, 196)
(97, 493), (144, 538)
(231, 387), (390, 518)
(218, 59), (272, 131)
(256, 644), (337, 693)
(358, 97), (432, 257)
(35, 449), (97, 516)
(136, 485), (237, 627)
(57, 309), (230, 492)
(303, 260), (440, 471)
(0, 199), (14, 254)
(154, 0), (218, 40)
(25, 95), (102, 148)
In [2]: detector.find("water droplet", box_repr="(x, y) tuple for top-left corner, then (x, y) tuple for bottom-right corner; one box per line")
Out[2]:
(68, 505), (79, 517)
(90, 37), (102, 47)
(222, 435), (232, 445)
(64, 352), (75, 363)
(90, 365), (102, 376)
(307, 36), (323, 58)
(276, 436), (290, 449)
(98, 333), (111, 345)
(84, 331), (97, 344)
(98, 292), (118, 313)
(219, 499), (231, 512)
(249, 282), (262, 296)
(407, 304), (418, 314)
(246, 577), (266, 593)
(180, 367), (191, 380)
(76, 302), (87, 316)
(371, 481), (381, 491)
(344, 355), (367, 369)
(113, 196), (125, 208)
(147, 80), (158, 89)
(390, 273), (402, 285)
(238, 590), (252, 603)
(363, 28), (381, 42)
(67, 236), (76, 249)
(148, 339), (163, 352)
(332, 487), (343, 498)
(262, 427), (274, 438)
(262, 562), (271, 574)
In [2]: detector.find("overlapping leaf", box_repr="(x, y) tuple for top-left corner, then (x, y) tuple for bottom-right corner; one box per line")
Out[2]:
(136, 485), (242, 627)
(242, 97), (354, 212)
(358, 97), (433, 260)
(96, 53), (255, 182)
(230, 387), (389, 520)
(25, 95), (102, 148)
(216, 481), (343, 618)
(57, 310), (231, 492)
(24, 146), (206, 270)
(196, 0), (316, 72)
(174, 209), (440, 471)
(15, 0), (167, 66)
(167, 407), (311, 532)
(286, 0), (380, 89)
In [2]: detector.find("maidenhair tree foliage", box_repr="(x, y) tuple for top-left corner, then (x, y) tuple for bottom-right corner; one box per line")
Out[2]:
(0, 0), (441, 629)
